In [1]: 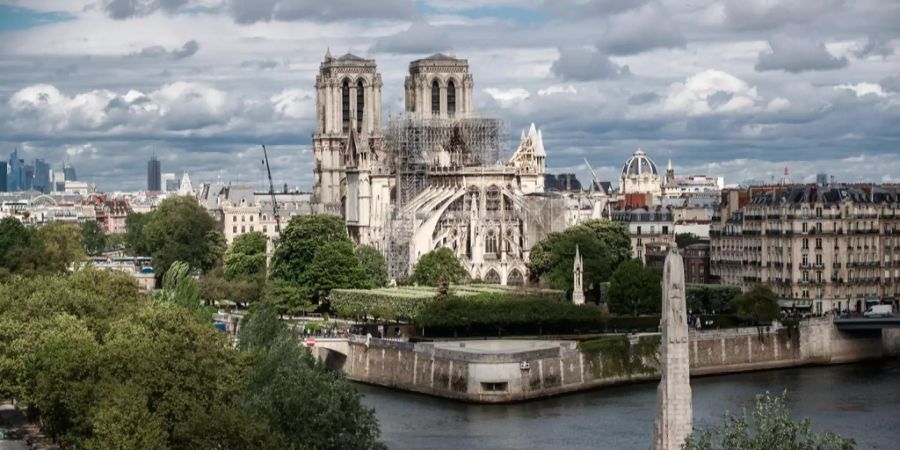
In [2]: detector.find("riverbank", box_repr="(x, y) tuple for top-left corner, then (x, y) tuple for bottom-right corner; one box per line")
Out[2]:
(358, 359), (900, 450)
(320, 318), (892, 402)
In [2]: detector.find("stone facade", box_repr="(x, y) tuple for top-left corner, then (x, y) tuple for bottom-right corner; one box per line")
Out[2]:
(711, 185), (900, 314)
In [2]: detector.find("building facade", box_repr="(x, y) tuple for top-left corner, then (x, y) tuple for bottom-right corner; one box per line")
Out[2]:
(147, 156), (161, 192)
(310, 52), (566, 283)
(710, 185), (900, 314)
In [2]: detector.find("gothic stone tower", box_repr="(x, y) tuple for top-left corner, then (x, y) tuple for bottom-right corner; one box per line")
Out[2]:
(404, 54), (474, 118)
(313, 50), (383, 215)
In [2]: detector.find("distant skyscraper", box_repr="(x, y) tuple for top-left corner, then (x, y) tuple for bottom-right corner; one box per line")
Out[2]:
(23, 163), (34, 191)
(0, 160), (7, 192)
(33, 159), (50, 193)
(816, 173), (828, 186)
(7, 148), (27, 191)
(63, 163), (77, 181)
(147, 156), (162, 191)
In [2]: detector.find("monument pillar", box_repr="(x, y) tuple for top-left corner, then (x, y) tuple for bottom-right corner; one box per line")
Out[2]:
(652, 250), (692, 450)
(572, 244), (585, 305)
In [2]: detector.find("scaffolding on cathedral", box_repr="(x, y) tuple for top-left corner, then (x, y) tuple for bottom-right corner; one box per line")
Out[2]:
(383, 114), (509, 278)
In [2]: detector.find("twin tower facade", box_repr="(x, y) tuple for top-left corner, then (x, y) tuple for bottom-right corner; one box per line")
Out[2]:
(311, 51), (475, 215)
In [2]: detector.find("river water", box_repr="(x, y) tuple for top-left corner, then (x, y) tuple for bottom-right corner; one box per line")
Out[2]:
(358, 359), (900, 450)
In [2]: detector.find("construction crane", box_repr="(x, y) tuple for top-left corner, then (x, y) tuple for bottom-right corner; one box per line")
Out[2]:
(583, 157), (599, 193)
(261, 145), (280, 232)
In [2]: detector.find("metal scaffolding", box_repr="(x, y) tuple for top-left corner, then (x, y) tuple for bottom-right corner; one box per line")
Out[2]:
(383, 114), (509, 278)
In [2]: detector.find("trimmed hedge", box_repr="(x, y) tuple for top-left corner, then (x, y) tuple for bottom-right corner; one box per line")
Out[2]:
(329, 285), (566, 322)
(415, 296), (607, 337)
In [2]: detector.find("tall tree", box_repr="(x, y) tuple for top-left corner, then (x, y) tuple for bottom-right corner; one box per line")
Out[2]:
(607, 258), (662, 316)
(142, 196), (225, 278)
(270, 215), (349, 285)
(224, 231), (268, 283)
(301, 240), (369, 302)
(734, 284), (780, 325)
(81, 220), (107, 256)
(528, 224), (620, 296)
(124, 212), (150, 256)
(410, 247), (467, 286)
(37, 221), (85, 273)
(239, 303), (386, 450)
(355, 245), (389, 288)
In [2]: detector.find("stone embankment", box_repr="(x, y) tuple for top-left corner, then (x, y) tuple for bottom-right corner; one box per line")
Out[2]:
(311, 318), (895, 403)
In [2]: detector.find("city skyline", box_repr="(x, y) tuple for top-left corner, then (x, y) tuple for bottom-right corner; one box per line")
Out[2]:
(0, 1), (898, 191)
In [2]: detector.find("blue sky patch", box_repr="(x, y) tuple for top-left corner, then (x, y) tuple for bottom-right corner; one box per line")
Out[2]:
(418, 3), (547, 26)
(0, 5), (75, 31)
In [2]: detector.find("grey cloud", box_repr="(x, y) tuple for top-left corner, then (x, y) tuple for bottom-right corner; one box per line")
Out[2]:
(881, 74), (900, 93)
(706, 91), (733, 109)
(721, 0), (845, 31)
(102, 0), (189, 20)
(540, 0), (650, 17)
(172, 40), (200, 59)
(241, 59), (280, 70)
(551, 47), (630, 82)
(228, 0), (417, 24)
(852, 34), (894, 59)
(135, 40), (200, 60)
(755, 37), (848, 73)
(628, 92), (659, 105)
(598, 3), (685, 55)
(371, 22), (451, 55)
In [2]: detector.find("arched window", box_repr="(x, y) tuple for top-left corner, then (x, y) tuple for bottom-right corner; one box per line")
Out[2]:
(341, 79), (350, 133)
(356, 80), (364, 132)
(447, 79), (456, 117)
(486, 230), (498, 254)
(431, 79), (440, 116)
(484, 269), (501, 284)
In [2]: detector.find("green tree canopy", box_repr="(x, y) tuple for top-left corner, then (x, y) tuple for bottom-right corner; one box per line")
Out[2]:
(684, 392), (855, 450)
(410, 247), (467, 286)
(734, 284), (780, 324)
(239, 303), (386, 449)
(230, 230), (267, 256)
(301, 240), (369, 302)
(124, 212), (150, 256)
(263, 278), (314, 317)
(355, 245), (389, 288)
(270, 214), (350, 285)
(37, 221), (85, 273)
(528, 220), (631, 296)
(607, 258), (662, 316)
(142, 196), (225, 278)
(81, 220), (107, 256)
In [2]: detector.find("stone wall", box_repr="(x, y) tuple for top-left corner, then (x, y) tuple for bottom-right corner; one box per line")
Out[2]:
(333, 319), (888, 403)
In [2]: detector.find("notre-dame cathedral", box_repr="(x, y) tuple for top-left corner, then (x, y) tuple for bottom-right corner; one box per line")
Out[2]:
(311, 51), (567, 284)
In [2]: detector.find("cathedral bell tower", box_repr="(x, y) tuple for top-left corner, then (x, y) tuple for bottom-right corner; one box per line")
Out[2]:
(312, 49), (383, 215)
(404, 53), (474, 118)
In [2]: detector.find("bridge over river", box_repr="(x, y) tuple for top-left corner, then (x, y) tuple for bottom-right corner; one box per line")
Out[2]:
(834, 315), (900, 330)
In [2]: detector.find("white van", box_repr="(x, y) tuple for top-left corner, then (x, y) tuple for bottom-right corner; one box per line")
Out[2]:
(864, 304), (893, 318)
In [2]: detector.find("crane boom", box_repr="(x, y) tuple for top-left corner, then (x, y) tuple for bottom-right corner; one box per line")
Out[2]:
(583, 157), (599, 192)
(261, 145), (280, 231)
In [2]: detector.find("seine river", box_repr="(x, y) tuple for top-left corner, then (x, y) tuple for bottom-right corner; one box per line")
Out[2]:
(358, 359), (900, 450)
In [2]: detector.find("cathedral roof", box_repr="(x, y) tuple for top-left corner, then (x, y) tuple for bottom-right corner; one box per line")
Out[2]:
(421, 53), (457, 60)
(622, 148), (658, 176)
(337, 52), (367, 61)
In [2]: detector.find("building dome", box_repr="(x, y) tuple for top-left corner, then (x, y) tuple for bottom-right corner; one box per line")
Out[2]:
(622, 148), (658, 176)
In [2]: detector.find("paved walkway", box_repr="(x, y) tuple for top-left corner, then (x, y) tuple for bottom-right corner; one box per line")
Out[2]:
(0, 401), (27, 450)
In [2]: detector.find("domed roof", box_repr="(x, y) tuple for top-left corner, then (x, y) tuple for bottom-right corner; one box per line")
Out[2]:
(622, 148), (658, 176)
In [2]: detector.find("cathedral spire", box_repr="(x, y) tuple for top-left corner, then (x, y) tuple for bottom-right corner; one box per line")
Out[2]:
(325, 47), (332, 60)
(572, 245), (585, 305)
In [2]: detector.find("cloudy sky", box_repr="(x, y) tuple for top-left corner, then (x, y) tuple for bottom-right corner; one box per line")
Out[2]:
(1, 0), (899, 191)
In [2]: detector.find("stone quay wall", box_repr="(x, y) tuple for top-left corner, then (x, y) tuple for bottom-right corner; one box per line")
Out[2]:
(328, 318), (889, 403)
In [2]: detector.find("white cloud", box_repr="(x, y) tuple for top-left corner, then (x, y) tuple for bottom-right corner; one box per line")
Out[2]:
(662, 69), (761, 116)
(835, 82), (888, 98)
(271, 89), (314, 119)
(538, 85), (577, 96)
(484, 87), (530, 106)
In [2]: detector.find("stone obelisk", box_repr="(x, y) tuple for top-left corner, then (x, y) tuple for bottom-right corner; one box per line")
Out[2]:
(652, 250), (692, 450)
(572, 245), (585, 305)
